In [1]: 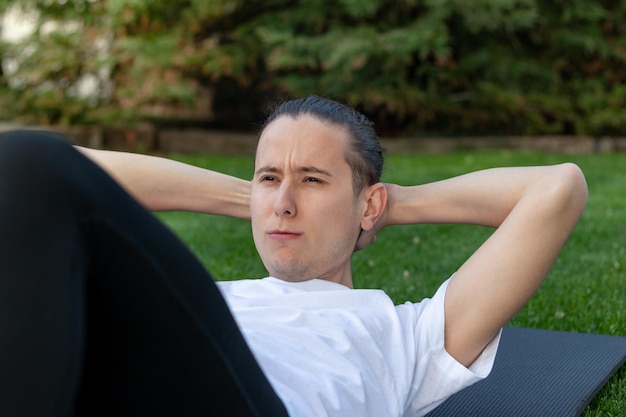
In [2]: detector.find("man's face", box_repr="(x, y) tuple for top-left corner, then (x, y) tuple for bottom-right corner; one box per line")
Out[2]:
(250, 114), (367, 287)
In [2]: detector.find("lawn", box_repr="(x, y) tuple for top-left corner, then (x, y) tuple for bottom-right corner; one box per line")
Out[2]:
(157, 149), (625, 416)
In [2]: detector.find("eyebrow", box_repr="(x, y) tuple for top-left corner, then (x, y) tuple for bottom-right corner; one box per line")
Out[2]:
(254, 165), (334, 178)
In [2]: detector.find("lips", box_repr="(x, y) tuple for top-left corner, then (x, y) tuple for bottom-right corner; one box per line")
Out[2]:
(267, 230), (302, 241)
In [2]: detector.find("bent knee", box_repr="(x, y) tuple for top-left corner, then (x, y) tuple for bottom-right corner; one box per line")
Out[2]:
(0, 130), (72, 157)
(0, 130), (76, 176)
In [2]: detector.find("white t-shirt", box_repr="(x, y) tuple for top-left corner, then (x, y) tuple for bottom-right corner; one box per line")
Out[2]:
(217, 277), (500, 417)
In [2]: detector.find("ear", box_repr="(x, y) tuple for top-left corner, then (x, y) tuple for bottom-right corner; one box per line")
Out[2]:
(360, 183), (387, 231)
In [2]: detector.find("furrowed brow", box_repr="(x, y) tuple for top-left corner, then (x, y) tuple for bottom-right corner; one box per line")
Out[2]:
(298, 166), (334, 177)
(254, 166), (281, 177)
(254, 165), (334, 177)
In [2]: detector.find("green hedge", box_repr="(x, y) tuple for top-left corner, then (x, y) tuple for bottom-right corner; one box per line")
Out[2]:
(2, 0), (626, 136)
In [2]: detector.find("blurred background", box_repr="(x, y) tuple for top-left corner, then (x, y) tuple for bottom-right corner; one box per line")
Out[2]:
(1, 0), (626, 152)
(1, 3), (624, 414)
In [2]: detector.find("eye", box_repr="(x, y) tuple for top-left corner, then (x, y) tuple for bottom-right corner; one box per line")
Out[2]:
(304, 177), (323, 183)
(260, 175), (276, 182)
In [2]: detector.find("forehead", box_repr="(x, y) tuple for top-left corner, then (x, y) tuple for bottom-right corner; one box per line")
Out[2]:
(255, 115), (351, 171)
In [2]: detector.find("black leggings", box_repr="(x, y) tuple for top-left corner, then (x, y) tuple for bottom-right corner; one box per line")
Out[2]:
(0, 131), (288, 417)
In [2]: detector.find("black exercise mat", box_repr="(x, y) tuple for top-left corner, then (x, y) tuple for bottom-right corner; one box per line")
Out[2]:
(426, 327), (626, 417)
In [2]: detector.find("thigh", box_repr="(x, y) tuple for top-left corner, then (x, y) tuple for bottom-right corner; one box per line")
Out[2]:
(77, 213), (286, 417)
(0, 131), (288, 417)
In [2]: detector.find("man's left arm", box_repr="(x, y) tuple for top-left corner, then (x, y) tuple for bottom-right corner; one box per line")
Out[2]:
(373, 163), (588, 367)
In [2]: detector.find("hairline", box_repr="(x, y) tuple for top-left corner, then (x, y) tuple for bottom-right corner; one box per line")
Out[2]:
(256, 113), (371, 195)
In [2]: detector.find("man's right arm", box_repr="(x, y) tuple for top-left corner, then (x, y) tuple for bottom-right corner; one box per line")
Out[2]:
(76, 147), (251, 219)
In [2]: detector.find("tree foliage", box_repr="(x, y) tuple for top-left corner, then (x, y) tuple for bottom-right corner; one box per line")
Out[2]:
(1, 0), (626, 135)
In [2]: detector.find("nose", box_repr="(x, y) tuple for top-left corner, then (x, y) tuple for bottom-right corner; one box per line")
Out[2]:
(273, 182), (297, 217)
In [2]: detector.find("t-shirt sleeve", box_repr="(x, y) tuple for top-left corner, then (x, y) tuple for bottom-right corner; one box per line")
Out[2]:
(395, 279), (502, 417)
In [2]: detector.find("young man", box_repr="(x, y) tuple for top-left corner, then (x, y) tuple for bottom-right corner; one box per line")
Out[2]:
(0, 96), (587, 417)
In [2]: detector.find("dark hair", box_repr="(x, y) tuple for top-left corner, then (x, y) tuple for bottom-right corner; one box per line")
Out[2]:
(262, 95), (385, 194)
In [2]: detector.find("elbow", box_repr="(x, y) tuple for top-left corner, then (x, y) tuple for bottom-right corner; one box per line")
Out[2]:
(553, 163), (588, 218)
(562, 162), (588, 207)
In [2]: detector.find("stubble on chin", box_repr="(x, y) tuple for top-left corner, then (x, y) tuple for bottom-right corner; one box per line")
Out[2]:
(266, 257), (313, 282)
(269, 269), (312, 282)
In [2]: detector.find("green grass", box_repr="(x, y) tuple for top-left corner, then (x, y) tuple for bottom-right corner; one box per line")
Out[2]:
(157, 150), (626, 416)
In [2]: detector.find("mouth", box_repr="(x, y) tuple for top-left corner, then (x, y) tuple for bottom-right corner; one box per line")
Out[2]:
(267, 230), (302, 241)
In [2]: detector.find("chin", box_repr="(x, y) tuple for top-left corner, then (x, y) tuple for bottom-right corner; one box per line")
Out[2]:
(267, 265), (314, 282)
(274, 276), (316, 283)
(269, 269), (315, 282)
(264, 255), (313, 282)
